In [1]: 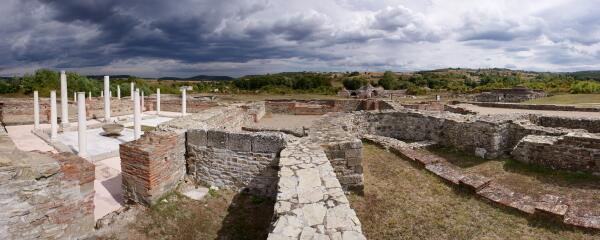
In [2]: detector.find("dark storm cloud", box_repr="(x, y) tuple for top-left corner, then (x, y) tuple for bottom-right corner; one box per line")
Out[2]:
(3, 0), (600, 76)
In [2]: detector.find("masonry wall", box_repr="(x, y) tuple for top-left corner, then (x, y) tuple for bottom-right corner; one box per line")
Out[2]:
(530, 115), (600, 133)
(269, 138), (365, 239)
(119, 130), (186, 205)
(469, 102), (600, 112)
(186, 129), (286, 197)
(265, 99), (392, 115)
(352, 111), (523, 158)
(512, 133), (600, 174)
(0, 129), (95, 239)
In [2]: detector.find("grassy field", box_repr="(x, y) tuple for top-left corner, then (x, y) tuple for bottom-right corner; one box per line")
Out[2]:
(348, 143), (599, 240)
(525, 94), (600, 105)
(99, 190), (274, 240)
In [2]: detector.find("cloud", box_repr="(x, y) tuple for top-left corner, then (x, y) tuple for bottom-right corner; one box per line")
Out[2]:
(1, 0), (600, 77)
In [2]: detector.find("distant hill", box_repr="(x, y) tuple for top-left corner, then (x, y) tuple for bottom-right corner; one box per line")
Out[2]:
(568, 71), (600, 81)
(158, 75), (234, 81)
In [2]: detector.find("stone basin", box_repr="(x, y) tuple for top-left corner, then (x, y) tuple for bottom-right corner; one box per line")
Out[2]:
(102, 123), (124, 136)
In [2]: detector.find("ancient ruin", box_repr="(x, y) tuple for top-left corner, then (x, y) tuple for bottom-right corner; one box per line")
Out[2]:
(1, 77), (600, 239)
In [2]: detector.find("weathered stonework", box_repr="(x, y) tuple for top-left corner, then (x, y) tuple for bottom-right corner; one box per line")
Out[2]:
(265, 99), (393, 115)
(186, 129), (286, 197)
(268, 138), (365, 240)
(119, 130), (186, 205)
(0, 128), (95, 239)
(512, 133), (600, 174)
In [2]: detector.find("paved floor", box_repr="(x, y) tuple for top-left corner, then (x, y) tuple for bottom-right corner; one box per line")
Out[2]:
(56, 128), (136, 156)
(457, 104), (600, 118)
(5, 124), (56, 152)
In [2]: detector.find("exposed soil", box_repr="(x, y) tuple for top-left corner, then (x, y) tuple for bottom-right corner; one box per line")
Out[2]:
(348, 143), (599, 240)
(97, 190), (274, 240)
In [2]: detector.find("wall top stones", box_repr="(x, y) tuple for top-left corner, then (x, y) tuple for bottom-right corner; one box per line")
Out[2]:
(269, 138), (366, 240)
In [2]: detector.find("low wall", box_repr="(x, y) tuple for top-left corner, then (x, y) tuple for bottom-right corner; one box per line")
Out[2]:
(0, 97), (220, 125)
(354, 111), (513, 159)
(309, 113), (364, 192)
(530, 115), (600, 133)
(512, 133), (600, 174)
(121, 103), (265, 204)
(186, 129), (286, 197)
(119, 130), (186, 205)
(268, 138), (365, 239)
(265, 99), (392, 115)
(363, 134), (600, 230)
(0, 128), (95, 239)
(469, 102), (600, 112)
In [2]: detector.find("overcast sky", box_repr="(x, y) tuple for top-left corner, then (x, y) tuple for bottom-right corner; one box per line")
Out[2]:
(1, 0), (600, 77)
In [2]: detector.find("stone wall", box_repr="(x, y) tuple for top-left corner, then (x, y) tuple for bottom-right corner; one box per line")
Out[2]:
(512, 132), (600, 174)
(352, 111), (513, 158)
(530, 115), (600, 133)
(186, 129), (286, 197)
(309, 113), (364, 193)
(119, 130), (186, 205)
(265, 99), (392, 115)
(469, 101), (600, 112)
(268, 138), (365, 239)
(0, 128), (95, 239)
(474, 88), (546, 102)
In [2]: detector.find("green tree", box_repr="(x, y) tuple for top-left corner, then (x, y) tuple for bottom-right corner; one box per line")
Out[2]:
(378, 71), (398, 90)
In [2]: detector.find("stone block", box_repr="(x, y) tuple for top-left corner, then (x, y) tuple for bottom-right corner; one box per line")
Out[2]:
(227, 132), (253, 152)
(207, 130), (228, 147)
(252, 134), (285, 153)
(187, 129), (207, 147)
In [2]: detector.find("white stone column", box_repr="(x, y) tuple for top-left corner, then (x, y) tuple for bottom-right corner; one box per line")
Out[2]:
(141, 91), (145, 112)
(60, 70), (68, 126)
(117, 85), (121, 99)
(33, 91), (40, 130)
(88, 91), (92, 101)
(77, 92), (87, 157)
(101, 91), (103, 97)
(130, 82), (135, 100)
(156, 88), (161, 115)
(74, 92), (77, 102)
(181, 88), (187, 116)
(133, 89), (141, 140)
(104, 76), (111, 122)
(50, 90), (58, 140)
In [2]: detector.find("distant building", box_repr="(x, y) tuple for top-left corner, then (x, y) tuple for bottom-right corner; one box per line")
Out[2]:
(475, 87), (546, 102)
(338, 84), (406, 99)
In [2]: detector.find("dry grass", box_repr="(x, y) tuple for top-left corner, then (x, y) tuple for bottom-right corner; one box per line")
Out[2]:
(429, 146), (600, 208)
(525, 94), (600, 106)
(102, 190), (274, 240)
(348, 143), (599, 240)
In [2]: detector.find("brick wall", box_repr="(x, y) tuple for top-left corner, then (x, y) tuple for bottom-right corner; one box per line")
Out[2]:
(119, 130), (186, 205)
(0, 129), (95, 239)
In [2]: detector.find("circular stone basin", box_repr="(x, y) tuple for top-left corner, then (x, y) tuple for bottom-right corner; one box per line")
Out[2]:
(102, 123), (124, 136)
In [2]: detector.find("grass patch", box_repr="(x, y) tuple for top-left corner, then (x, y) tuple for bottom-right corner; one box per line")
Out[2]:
(126, 125), (156, 132)
(525, 94), (600, 105)
(349, 143), (599, 239)
(127, 190), (274, 240)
